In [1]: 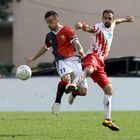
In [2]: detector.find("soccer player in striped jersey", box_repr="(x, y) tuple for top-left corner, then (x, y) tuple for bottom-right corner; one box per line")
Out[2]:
(27, 11), (88, 115)
(74, 9), (134, 131)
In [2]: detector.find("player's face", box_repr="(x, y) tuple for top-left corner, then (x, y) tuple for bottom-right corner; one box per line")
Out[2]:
(102, 13), (114, 28)
(45, 15), (59, 31)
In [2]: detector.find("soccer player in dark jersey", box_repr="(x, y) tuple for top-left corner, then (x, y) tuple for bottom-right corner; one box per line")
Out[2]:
(27, 11), (88, 115)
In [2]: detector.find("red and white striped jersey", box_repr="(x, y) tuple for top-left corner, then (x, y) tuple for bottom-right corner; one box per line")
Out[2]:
(86, 22), (115, 62)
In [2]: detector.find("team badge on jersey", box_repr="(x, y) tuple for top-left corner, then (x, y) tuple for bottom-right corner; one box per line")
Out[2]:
(61, 35), (65, 40)
(49, 40), (52, 44)
(108, 32), (112, 39)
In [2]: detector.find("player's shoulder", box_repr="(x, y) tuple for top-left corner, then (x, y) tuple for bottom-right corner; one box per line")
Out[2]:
(63, 25), (72, 29)
(63, 25), (74, 32)
(46, 31), (53, 35)
(45, 31), (54, 39)
(92, 22), (103, 30)
(96, 22), (104, 27)
(93, 22), (102, 26)
(111, 21), (116, 28)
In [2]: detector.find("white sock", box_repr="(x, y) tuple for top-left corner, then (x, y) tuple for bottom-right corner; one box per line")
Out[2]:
(103, 94), (112, 119)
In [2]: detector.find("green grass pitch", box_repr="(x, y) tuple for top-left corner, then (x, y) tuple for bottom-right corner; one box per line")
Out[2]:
(0, 111), (140, 140)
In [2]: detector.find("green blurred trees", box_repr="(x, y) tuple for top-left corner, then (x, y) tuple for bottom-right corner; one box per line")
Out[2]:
(0, 1), (14, 76)
(0, 0), (12, 21)
(0, 63), (15, 76)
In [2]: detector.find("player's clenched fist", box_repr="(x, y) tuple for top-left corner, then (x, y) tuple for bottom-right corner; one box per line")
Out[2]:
(75, 22), (83, 29)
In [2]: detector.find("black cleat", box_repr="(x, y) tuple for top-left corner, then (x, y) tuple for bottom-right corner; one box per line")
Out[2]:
(65, 84), (76, 94)
(102, 119), (120, 131)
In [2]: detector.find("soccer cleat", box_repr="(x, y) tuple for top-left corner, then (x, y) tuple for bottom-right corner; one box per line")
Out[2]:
(65, 83), (76, 94)
(52, 103), (60, 115)
(68, 93), (76, 105)
(102, 119), (120, 131)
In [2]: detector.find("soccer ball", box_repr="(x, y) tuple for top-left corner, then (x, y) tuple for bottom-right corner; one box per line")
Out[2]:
(16, 65), (32, 80)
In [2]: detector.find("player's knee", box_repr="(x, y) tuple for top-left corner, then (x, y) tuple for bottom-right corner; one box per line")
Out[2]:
(61, 74), (71, 83)
(103, 84), (113, 95)
(84, 66), (94, 77)
(79, 88), (87, 96)
(106, 90), (113, 96)
(61, 78), (69, 83)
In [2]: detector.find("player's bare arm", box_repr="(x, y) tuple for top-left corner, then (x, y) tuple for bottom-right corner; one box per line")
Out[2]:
(75, 22), (95, 33)
(27, 46), (48, 63)
(72, 39), (85, 58)
(115, 16), (134, 25)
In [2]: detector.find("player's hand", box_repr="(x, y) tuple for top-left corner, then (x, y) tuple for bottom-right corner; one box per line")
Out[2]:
(126, 16), (134, 22)
(82, 23), (89, 31)
(75, 22), (89, 32)
(75, 22), (83, 29)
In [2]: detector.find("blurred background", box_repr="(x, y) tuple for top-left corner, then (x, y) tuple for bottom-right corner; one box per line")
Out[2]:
(1, 4), (140, 139)
(0, 0), (140, 77)
(0, 0), (140, 112)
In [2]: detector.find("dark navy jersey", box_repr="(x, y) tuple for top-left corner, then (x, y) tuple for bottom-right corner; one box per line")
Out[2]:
(45, 25), (77, 61)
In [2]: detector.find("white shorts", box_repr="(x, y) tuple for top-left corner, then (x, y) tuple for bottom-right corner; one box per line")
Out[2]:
(56, 56), (88, 88)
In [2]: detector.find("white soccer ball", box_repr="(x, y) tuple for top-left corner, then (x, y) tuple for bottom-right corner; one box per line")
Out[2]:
(16, 65), (32, 80)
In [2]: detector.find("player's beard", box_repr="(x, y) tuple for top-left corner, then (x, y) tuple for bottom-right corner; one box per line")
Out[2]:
(49, 26), (55, 31)
(49, 25), (60, 32)
(104, 22), (111, 28)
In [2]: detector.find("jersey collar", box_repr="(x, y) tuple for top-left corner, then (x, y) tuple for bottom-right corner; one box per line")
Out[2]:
(52, 25), (63, 35)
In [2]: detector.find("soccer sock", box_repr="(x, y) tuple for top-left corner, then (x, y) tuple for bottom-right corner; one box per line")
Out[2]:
(103, 94), (112, 119)
(72, 89), (84, 97)
(55, 80), (68, 104)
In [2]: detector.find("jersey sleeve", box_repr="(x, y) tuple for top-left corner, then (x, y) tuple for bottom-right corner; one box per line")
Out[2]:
(65, 26), (78, 44)
(44, 34), (52, 49)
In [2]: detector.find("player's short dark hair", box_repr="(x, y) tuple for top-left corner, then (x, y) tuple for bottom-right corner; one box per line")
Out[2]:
(44, 11), (59, 19)
(102, 9), (114, 17)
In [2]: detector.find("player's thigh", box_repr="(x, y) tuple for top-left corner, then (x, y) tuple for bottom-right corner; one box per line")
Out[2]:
(65, 58), (85, 83)
(69, 58), (88, 94)
(69, 58), (84, 76)
(56, 60), (73, 83)
(61, 73), (72, 83)
(56, 60), (73, 77)
(84, 65), (94, 77)
(91, 68), (110, 90)
(83, 54), (99, 76)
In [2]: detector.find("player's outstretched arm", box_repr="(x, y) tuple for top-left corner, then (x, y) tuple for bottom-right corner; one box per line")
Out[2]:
(115, 16), (134, 25)
(75, 22), (95, 33)
(27, 46), (48, 63)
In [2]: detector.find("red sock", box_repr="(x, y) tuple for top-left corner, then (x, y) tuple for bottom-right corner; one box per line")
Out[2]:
(72, 89), (83, 97)
(55, 80), (68, 103)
